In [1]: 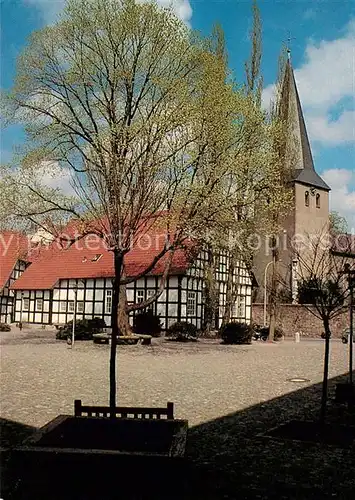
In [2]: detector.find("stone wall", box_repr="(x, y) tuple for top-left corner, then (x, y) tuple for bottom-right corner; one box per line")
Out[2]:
(252, 303), (352, 338)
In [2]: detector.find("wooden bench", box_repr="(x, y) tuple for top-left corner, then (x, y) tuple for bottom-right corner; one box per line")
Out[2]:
(93, 333), (152, 345)
(74, 399), (174, 420)
(93, 333), (110, 344)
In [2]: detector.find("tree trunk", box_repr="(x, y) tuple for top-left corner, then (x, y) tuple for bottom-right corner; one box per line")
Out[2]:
(221, 257), (235, 327)
(320, 318), (331, 425)
(202, 248), (216, 335)
(118, 284), (132, 336)
(110, 249), (123, 416)
(268, 303), (276, 342)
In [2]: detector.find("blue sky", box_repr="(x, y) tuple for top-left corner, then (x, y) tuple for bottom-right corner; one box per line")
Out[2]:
(1, 0), (354, 228)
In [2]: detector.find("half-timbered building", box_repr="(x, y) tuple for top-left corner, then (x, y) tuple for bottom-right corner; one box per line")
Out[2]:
(0, 231), (29, 323)
(10, 232), (252, 330)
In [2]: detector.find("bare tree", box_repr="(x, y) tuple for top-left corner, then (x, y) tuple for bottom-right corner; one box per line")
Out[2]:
(290, 230), (354, 423)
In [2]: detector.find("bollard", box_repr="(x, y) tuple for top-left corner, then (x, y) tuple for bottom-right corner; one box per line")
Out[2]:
(295, 332), (300, 343)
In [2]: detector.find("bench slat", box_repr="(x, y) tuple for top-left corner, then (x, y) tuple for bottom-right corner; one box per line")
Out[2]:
(74, 399), (174, 419)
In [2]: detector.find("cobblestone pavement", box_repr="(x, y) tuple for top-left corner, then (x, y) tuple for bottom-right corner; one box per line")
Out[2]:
(0, 328), (350, 429)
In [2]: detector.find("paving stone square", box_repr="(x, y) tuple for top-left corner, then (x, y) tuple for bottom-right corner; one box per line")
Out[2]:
(0, 328), (350, 429)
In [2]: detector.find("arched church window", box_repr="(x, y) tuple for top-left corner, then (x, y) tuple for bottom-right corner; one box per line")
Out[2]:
(316, 193), (320, 208)
(305, 191), (309, 207)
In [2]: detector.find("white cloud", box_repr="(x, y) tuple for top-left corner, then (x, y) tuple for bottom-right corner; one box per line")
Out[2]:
(24, 0), (193, 25)
(38, 160), (75, 196)
(261, 83), (275, 111)
(322, 168), (355, 230)
(263, 19), (355, 146)
(306, 110), (355, 145)
(150, 0), (192, 23)
(24, 0), (66, 24)
(295, 22), (355, 111)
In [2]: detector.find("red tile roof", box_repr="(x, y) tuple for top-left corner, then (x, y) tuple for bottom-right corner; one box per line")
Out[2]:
(0, 231), (30, 291)
(10, 230), (196, 290)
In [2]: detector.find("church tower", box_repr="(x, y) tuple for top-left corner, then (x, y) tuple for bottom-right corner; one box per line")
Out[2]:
(253, 53), (330, 304)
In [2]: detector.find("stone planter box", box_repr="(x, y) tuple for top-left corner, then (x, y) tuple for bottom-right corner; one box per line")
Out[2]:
(13, 415), (188, 496)
(17, 414), (188, 456)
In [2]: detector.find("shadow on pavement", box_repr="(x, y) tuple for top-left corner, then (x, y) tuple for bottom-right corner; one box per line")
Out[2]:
(0, 417), (37, 448)
(1, 373), (354, 499)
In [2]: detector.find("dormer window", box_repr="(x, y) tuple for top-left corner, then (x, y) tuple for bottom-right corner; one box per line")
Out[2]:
(91, 253), (102, 262)
(316, 193), (320, 208)
(305, 191), (309, 207)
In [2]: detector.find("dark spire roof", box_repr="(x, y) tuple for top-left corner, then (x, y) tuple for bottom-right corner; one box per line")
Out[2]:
(280, 59), (330, 191)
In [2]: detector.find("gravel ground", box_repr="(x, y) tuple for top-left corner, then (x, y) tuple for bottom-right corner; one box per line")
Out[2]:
(1, 328), (354, 499)
(0, 328), (350, 428)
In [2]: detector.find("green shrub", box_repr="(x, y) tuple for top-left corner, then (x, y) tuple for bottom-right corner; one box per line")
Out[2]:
(166, 321), (198, 342)
(88, 317), (106, 332)
(56, 317), (106, 340)
(220, 322), (253, 345)
(0, 323), (11, 332)
(133, 311), (162, 337)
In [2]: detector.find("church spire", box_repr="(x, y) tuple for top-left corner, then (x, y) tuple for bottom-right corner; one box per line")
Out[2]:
(279, 56), (330, 191)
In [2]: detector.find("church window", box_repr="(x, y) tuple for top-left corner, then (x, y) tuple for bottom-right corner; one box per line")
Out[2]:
(316, 193), (320, 208)
(305, 191), (309, 207)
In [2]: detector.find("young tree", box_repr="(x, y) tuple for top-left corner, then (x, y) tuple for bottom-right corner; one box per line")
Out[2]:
(291, 231), (354, 423)
(4, 0), (238, 412)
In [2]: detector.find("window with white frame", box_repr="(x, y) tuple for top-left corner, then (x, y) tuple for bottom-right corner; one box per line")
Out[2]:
(60, 302), (66, 312)
(137, 289), (144, 303)
(105, 290), (112, 314)
(238, 296), (246, 318)
(77, 301), (84, 313)
(23, 298), (29, 310)
(68, 301), (75, 313)
(36, 299), (43, 311)
(187, 291), (196, 316)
